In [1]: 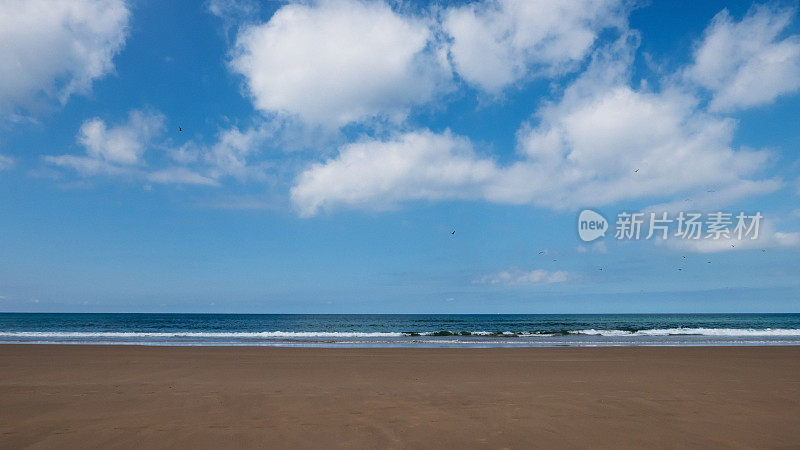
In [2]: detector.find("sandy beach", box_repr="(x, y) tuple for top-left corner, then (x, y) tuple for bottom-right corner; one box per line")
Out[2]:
(1, 345), (799, 448)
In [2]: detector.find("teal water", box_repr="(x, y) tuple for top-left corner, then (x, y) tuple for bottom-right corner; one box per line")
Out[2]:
(1, 313), (800, 347)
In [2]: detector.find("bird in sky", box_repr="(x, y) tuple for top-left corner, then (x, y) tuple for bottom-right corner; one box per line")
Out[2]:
(178, 127), (182, 132)
(451, 230), (455, 235)
(634, 168), (639, 173)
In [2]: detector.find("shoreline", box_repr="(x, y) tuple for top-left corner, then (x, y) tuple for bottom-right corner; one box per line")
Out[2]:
(2, 345), (800, 447)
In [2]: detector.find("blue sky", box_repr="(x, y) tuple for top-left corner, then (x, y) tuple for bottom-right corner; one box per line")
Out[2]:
(1, 0), (799, 313)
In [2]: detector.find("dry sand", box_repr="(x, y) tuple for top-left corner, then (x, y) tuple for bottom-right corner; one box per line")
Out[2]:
(1, 345), (799, 448)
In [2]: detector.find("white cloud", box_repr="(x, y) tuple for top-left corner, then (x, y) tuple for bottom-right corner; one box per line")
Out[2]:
(44, 154), (135, 177)
(77, 110), (166, 165)
(208, 0), (260, 42)
(208, 0), (257, 22)
(46, 111), (279, 187)
(443, 0), (628, 92)
(657, 214), (800, 253)
(684, 4), (800, 111)
(500, 37), (777, 209)
(45, 110), (167, 178)
(290, 129), (497, 216)
(47, 152), (220, 187)
(147, 168), (220, 186)
(0, 155), (14, 171)
(774, 231), (800, 247)
(291, 36), (778, 216)
(167, 142), (201, 165)
(665, 230), (800, 254)
(645, 179), (781, 216)
(577, 241), (607, 254)
(0, 0), (130, 114)
(230, 0), (450, 127)
(203, 124), (273, 181)
(477, 268), (570, 286)
(168, 121), (294, 182)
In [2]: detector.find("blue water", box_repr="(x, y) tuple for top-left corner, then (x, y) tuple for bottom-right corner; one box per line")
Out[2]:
(2, 313), (800, 347)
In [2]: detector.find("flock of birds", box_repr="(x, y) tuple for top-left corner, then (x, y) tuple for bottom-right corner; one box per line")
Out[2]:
(173, 130), (767, 278)
(445, 167), (769, 274)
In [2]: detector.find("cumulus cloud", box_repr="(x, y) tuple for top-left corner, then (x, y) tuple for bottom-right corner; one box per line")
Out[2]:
(0, 0), (130, 114)
(165, 121), (285, 181)
(46, 110), (216, 186)
(496, 35), (777, 209)
(477, 268), (570, 286)
(77, 110), (166, 165)
(684, 4), (800, 111)
(290, 130), (497, 216)
(46, 110), (278, 187)
(291, 35), (778, 216)
(443, 0), (628, 92)
(229, 0), (450, 127)
(45, 110), (166, 178)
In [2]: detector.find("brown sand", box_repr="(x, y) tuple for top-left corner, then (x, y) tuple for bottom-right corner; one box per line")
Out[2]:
(1, 345), (799, 448)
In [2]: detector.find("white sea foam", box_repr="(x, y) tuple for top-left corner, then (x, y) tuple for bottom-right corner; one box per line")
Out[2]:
(570, 328), (800, 337)
(2, 328), (800, 341)
(0, 331), (404, 338)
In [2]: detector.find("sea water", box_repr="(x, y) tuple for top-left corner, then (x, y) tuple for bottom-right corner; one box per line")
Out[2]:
(2, 313), (800, 347)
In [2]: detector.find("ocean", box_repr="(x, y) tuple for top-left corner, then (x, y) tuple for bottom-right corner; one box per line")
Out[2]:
(1, 313), (800, 347)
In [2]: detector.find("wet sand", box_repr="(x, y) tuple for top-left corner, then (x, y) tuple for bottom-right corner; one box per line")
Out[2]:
(1, 345), (799, 448)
